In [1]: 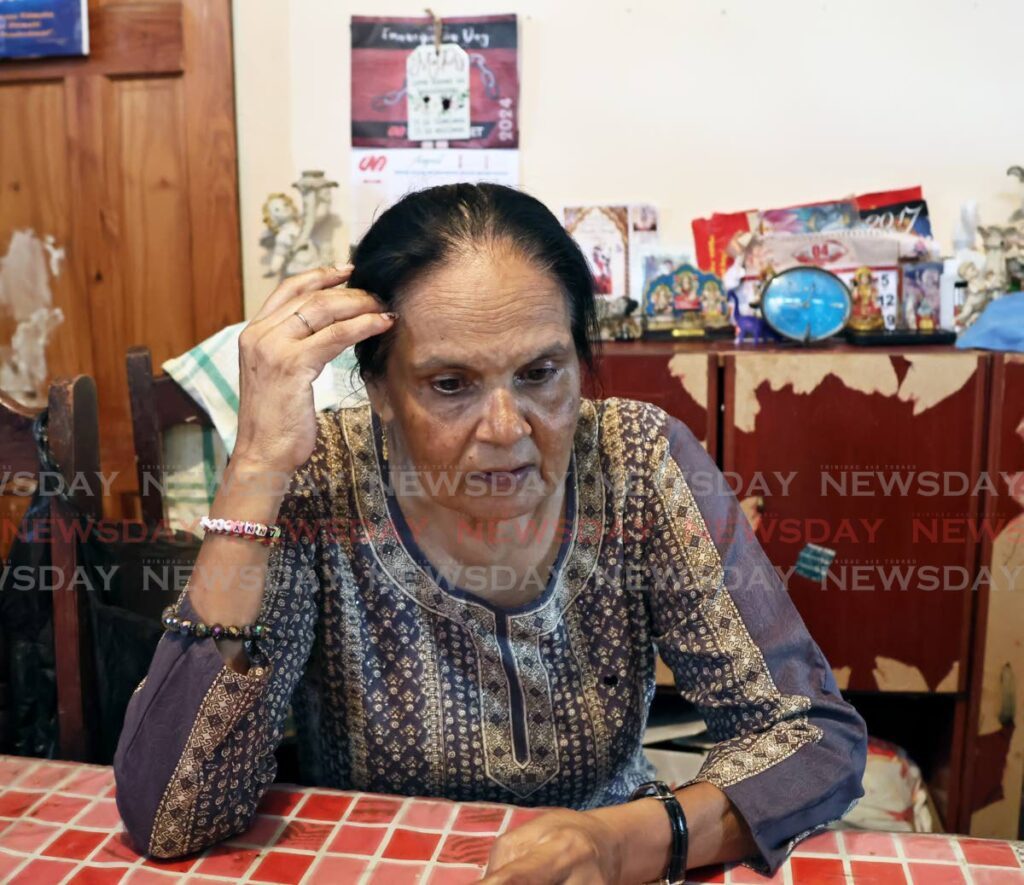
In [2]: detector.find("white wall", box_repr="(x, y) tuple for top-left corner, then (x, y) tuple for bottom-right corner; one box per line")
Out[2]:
(232, 0), (1024, 317)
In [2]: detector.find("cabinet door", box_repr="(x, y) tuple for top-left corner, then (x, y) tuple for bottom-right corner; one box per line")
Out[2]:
(723, 351), (988, 694)
(966, 354), (1024, 838)
(590, 345), (717, 452)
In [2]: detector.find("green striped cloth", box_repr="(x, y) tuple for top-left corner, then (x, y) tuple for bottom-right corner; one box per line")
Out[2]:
(159, 321), (367, 533)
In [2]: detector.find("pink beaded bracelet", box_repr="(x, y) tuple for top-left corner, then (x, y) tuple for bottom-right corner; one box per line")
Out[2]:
(200, 515), (283, 545)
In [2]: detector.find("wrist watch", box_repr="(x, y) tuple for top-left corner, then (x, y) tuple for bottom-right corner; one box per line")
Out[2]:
(630, 780), (689, 884)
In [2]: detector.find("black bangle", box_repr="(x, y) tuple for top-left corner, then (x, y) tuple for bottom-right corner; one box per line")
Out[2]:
(630, 780), (688, 884)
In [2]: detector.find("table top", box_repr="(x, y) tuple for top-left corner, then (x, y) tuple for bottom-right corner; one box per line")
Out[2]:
(0, 756), (1022, 884)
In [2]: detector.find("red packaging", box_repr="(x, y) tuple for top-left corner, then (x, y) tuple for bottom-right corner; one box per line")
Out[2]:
(854, 187), (923, 212)
(692, 210), (756, 277)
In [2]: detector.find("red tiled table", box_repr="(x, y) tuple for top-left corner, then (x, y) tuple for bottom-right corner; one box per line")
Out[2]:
(1, 756), (1022, 884)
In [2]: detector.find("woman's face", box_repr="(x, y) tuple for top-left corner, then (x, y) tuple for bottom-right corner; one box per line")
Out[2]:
(368, 244), (582, 522)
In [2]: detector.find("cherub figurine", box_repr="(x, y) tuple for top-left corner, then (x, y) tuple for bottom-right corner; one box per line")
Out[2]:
(956, 262), (996, 329)
(978, 225), (1011, 292)
(847, 267), (884, 332)
(261, 170), (339, 280)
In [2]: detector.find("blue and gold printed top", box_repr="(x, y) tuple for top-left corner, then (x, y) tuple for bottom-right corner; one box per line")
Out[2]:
(114, 399), (866, 871)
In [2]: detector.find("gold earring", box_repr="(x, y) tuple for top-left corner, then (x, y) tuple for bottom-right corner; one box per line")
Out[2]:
(381, 424), (389, 461)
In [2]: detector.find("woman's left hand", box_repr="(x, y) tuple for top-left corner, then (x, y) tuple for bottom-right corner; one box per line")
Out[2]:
(480, 809), (624, 884)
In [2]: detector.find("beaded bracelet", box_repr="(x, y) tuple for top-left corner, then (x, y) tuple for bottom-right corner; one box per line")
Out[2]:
(161, 605), (270, 642)
(200, 515), (283, 546)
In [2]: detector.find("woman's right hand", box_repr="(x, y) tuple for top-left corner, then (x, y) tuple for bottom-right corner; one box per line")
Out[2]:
(233, 264), (395, 475)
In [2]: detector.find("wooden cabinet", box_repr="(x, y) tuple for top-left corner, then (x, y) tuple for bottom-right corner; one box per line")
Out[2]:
(722, 350), (986, 696)
(587, 344), (718, 452)
(597, 341), (1019, 835)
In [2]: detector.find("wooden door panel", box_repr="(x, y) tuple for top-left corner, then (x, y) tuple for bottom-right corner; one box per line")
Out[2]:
(0, 81), (94, 379)
(118, 76), (195, 359)
(723, 351), (987, 694)
(0, 0), (242, 496)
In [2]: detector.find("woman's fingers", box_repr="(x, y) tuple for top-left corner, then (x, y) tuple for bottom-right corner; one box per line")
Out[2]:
(480, 844), (576, 884)
(273, 289), (385, 340)
(301, 312), (396, 366)
(250, 264), (354, 323)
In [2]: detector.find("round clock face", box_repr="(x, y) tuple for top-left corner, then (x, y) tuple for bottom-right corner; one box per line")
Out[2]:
(761, 267), (852, 342)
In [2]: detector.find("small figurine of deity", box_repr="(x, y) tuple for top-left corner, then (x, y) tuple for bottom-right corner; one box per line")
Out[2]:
(673, 268), (701, 310)
(648, 282), (674, 316)
(915, 298), (937, 331)
(700, 279), (730, 329)
(847, 266), (884, 332)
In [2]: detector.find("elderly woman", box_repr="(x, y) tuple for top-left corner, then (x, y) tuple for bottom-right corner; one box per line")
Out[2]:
(114, 184), (866, 884)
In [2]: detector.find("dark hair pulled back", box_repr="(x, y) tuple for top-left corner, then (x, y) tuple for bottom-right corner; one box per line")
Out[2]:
(348, 183), (599, 380)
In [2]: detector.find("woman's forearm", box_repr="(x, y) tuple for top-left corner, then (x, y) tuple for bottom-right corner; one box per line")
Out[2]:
(186, 459), (291, 670)
(589, 781), (756, 883)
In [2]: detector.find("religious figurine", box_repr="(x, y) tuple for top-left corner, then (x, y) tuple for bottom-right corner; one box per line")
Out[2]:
(261, 170), (339, 280)
(847, 266), (885, 332)
(673, 267), (701, 311)
(597, 296), (643, 340)
(723, 255), (777, 344)
(700, 278), (731, 333)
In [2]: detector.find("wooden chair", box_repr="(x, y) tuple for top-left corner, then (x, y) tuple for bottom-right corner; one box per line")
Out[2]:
(126, 346), (213, 526)
(0, 376), (101, 761)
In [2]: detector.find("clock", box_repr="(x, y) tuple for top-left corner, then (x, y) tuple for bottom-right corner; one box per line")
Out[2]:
(760, 267), (852, 343)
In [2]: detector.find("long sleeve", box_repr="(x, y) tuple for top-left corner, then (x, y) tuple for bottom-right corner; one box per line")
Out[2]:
(113, 458), (326, 859)
(638, 409), (867, 873)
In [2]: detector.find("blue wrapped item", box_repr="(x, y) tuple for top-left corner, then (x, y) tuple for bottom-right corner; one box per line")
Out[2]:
(956, 293), (1024, 352)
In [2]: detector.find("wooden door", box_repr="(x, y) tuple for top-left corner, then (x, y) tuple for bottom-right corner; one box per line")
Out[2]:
(0, 0), (242, 493)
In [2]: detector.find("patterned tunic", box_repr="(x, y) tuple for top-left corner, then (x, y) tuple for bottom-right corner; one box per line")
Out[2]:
(114, 398), (866, 871)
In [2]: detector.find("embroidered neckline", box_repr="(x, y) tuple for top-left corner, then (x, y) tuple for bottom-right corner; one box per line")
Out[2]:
(341, 401), (606, 636)
(372, 408), (578, 617)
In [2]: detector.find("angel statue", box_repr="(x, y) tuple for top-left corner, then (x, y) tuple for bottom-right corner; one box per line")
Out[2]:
(261, 170), (340, 280)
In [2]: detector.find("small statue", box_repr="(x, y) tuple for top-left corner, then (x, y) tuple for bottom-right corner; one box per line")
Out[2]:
(261, 170), (339, 280)
(700, 278), (730, 330)
(597, 296), (642, 340)
(847, 266), (885, 332)
(672, 268), (701, 311)
(1005, 221), (1024, 290)
(956, 262), (995, 328)
(723, 257), (777, 344)
(978, 224), (1011, 292)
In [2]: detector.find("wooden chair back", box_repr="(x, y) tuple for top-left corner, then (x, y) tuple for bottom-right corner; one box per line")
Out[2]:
(0, 376), (101, 761)
(126, 346), (212, 526)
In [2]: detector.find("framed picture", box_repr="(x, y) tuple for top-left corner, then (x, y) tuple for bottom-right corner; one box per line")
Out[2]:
(0, 0), (89, 60)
